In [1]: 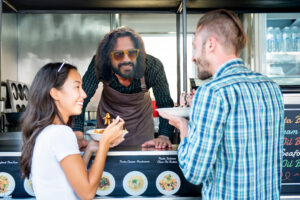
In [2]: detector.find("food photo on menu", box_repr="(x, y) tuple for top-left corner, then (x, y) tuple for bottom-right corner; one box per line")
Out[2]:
(0, 172), (15, 197)
(96, 171), (115, 196)
(123, 171), (148, 196)
(24, 178), (35, 197)
(156, 171), (181, 195)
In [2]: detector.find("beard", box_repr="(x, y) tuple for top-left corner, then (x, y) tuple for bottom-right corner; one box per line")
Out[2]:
(112, 62), (136, 79)
(195, 58), (212, 80)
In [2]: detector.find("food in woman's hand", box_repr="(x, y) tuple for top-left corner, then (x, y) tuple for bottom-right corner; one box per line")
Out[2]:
(94, 129), (105, 134)
(103, 113), (111, 125)
(0, 175), (9, 193)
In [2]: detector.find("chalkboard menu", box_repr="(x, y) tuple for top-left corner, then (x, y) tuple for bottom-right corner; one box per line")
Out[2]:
(281, 104), (300, 194)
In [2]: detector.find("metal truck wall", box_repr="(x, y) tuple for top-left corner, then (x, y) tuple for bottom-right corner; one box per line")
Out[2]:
(17, 13), (110, 85)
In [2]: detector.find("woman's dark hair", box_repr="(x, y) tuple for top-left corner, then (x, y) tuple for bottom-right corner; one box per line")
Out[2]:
(95, 26), (146, 82)
(20, 62), (77, 178)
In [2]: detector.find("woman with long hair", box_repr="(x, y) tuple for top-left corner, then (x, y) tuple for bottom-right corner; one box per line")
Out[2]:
(20, 62), (124, 200)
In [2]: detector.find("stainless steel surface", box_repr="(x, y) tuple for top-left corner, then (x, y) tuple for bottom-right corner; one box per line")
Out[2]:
(281, 197), (300, 200)
(283, 94), (300, 104)
(182, 0), (187, 93)
(17, 13), (110, 85)
(6, 80), (28, 112)
(1, 13), (18, 81)
(1, 85), (6, 100)
(176, 13), (181, 104)
(0, 0), (2, 100)
(0, 100), (4, 112)
(121, 14), (176, 33)
(0, 131), (23, 153)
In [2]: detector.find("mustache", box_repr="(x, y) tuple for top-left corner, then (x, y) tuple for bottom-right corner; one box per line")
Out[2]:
(118, 62), (134, 68)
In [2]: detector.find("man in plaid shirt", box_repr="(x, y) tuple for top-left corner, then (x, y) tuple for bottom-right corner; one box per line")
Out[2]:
(160, 9), (284, 199)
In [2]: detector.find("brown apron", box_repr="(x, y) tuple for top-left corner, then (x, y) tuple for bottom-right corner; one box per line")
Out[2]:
(96, 77), (154, 145)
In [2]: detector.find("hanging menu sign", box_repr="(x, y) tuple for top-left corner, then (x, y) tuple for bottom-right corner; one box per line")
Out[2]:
(281, 104), (300, 194)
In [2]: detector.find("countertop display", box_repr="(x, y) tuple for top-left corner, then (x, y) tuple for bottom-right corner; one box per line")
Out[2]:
(0, 138), (202, 199)
(1, 103), (300, 200)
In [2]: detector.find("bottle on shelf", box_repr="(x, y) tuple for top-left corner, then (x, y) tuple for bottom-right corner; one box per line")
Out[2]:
(267, 27), (275, 52)
(291, 26), (299, 52)
(282, 26), (292, 52)
(274, 27), (282, 52)
(297, 27), (300, 52)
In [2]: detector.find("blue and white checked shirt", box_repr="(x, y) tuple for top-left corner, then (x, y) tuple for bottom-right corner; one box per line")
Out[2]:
(178, 59), (285, 200)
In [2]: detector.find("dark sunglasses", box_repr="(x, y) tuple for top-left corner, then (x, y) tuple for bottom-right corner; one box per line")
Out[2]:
(110, 49), (140, 61)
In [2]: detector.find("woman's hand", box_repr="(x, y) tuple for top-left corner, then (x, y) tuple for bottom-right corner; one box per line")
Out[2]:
(101, 117), (125, 146)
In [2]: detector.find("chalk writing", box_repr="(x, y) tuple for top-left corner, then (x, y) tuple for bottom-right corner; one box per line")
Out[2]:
(0, 160), (18, 165)
(285, 129), (299, 135)
(157, 156), (177, 164)
(282, 107), (300, 187)
(283, 159), (294, 167)
(284, 137), (293, 146)
(282, 171), (292, 181)
(283, 149), (300, 157)
(295, 115), (300, 123)
(285, 117), (293, 124)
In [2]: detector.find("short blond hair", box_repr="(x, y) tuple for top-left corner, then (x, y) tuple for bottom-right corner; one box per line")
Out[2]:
(197, 9), (248, 56)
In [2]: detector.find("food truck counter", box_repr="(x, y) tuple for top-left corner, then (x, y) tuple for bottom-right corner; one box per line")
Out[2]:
(0, 132), (202, 199)
(1, 131), (300, 199)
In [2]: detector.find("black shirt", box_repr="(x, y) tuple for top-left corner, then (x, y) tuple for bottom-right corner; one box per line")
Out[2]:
(73, 54), (175, 139)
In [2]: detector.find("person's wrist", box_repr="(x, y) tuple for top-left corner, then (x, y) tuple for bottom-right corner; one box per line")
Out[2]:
(74, 131), (84, 139)
(99, 138), (110, 152)
(158, 135), (169, 140)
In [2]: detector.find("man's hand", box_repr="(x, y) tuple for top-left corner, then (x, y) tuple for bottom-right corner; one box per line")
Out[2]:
(74, 131), (89, 151)
(142, 135), (172, 149)
(159, 111), (189, 140)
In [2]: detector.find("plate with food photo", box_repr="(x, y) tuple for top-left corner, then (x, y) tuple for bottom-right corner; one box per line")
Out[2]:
(0, 172), (16, 197)
(156, 171), (181, 195)
(24, 177), (35, 197)
(123, 171), (148, 196)
(96, 171), (115, 196)
(86, 129), (128, 141)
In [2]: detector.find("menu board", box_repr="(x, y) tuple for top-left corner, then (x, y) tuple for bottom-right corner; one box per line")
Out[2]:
(281, 104), (300, 194)
(0, 156), (33, 198)
(0, 153), (202, 198)
(89, 154), (202, 197)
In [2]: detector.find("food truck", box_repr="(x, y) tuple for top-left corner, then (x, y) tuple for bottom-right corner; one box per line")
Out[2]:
(0, 0), (300, 199)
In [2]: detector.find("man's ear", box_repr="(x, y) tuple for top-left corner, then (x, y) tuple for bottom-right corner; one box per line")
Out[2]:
(50, 88), (60, 101)
(207, 36), (217, 53)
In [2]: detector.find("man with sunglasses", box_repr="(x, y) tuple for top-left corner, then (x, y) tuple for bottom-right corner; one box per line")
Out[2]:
(73, 26), (174, 149)
(159, 9), (284, 199)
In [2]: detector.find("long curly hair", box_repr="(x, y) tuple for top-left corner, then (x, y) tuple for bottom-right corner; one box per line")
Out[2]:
(95, 26), (146, 82)
(20, 63), (77, 178)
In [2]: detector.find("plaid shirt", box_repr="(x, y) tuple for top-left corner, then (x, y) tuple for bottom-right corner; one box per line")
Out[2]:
(178, 59), (285, 200)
